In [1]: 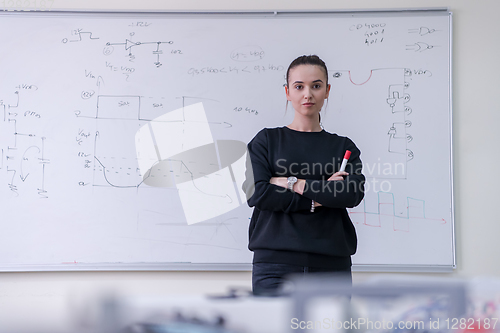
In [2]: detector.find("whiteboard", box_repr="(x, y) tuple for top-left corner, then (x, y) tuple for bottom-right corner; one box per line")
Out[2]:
(0, 10), (453, 271)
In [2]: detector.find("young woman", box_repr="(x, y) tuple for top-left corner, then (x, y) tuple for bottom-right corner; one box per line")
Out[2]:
(242, 55), (365, 295)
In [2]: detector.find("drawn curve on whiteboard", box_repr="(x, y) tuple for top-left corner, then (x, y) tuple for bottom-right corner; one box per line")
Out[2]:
(348, 70), (373, 85)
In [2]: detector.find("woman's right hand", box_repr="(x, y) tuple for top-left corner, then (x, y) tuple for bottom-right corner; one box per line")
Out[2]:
(327, 171), (349, 181)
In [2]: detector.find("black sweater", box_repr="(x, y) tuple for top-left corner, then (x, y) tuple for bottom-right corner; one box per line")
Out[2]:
(243, 126), (365, 268)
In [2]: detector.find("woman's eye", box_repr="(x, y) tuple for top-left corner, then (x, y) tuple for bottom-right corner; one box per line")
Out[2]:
(313, 84), (321, 89)
(295, 85), (302, 90)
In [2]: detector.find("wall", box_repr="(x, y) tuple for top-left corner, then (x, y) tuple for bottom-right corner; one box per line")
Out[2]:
(1, 0), (499, 330)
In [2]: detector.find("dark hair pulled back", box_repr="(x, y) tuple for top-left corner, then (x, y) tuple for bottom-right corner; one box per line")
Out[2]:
(285, 55), (329, 87)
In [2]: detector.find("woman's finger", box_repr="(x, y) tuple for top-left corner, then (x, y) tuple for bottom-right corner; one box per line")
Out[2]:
(327, 171), (349, 181)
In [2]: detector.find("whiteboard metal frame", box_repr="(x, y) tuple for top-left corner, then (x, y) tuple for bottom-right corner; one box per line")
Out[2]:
(0, 263), (455, 273)
(1, 7), (449, 16)
(449, 12), (456, 271)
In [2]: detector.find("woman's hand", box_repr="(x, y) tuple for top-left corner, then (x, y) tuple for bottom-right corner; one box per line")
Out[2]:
(269, 176), (287, 188)
(327, 171), (349, 181)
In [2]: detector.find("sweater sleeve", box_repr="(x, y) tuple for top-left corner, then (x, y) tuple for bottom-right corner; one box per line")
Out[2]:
(242, 129), (312, 213)
(302, 138), (365, 208)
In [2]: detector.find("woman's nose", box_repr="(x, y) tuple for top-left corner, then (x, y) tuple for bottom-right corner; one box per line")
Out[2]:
(303, 88), (312, 98)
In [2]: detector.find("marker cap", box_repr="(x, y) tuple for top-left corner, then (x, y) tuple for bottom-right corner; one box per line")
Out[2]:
(343, 150), (351, 160)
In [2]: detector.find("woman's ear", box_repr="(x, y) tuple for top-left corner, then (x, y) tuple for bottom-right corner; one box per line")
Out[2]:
(325, 84), (331, 99)
(285, 85), (291, 101)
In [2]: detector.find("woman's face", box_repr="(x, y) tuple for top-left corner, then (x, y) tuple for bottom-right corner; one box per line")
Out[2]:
(285, 64), (330, 118)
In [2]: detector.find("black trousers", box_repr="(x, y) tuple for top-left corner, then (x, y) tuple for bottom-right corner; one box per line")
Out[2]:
(252, 262), (352, 296)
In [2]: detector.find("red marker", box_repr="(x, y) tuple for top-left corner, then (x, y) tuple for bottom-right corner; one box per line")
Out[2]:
(339, 150), (351, 172)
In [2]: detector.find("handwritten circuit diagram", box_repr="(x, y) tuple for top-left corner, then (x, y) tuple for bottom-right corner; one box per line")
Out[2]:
(406, 25), (441, 52)
(328, 67), (448, 232)
(1, 88), (49, 199)
(104, 38), (175, 68)
(330, 67), (414, 180)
